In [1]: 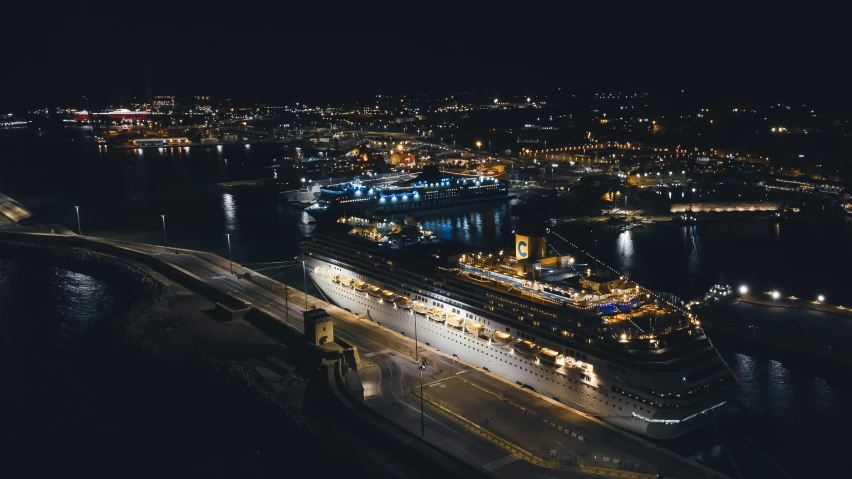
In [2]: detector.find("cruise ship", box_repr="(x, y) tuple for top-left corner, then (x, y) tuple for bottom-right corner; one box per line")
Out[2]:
(301, 216), (736, 440)
(308, 165), (508, 216)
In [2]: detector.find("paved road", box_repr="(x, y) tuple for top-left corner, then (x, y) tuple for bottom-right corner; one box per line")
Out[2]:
(24, 234), (725, 478)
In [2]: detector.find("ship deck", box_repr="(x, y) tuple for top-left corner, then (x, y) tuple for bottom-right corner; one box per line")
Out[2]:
(453, 260), (694, 345)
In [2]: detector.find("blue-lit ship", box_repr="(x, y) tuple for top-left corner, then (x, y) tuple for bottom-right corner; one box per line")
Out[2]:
(302, 217), (736, 440)
(308, 166), (508, 216)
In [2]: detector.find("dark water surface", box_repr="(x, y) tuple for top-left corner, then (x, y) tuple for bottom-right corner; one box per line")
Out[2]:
(3, 126), (852, 477)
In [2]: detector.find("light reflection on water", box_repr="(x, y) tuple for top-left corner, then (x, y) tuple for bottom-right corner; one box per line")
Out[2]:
(615, 230), (634, 271)
(222, 193), (239, 232)
(49, 268), (117, 349)
(0, 259), (121, 352)
(416, 203), (513, 248)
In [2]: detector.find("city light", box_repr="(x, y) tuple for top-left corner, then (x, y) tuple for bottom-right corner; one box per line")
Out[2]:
(739, 285), (748, 295)
(771, 291), (780, 300)
(817, 295), (825, 303)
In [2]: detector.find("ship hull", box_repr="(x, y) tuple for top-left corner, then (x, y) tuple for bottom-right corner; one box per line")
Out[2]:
(307, 259), (721, 440)
(310, 191), (509, 217)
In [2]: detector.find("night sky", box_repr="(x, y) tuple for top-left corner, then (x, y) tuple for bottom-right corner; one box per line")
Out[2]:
(1, 6), (847, 112)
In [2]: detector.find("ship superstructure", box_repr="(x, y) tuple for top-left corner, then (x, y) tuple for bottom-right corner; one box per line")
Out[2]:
(309, 165), (507, 216)
(301, 216), (735, 439)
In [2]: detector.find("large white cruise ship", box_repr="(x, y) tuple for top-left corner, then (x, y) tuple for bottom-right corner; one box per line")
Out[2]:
(301, 216), (735, 440)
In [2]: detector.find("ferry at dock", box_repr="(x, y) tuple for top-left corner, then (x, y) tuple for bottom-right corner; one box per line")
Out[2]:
(307, 165), (508, 216)
(301, 216), (735, 440)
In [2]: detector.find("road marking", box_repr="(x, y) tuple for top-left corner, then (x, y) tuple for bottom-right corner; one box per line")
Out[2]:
(482, 454), (521, 471)
(364, 348), (393, 358)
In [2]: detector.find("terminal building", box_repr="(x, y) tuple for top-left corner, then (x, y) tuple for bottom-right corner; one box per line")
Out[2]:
(627, 171), (687, 188)
(132, 137), (191, 147)
(75, 109), (151, 122)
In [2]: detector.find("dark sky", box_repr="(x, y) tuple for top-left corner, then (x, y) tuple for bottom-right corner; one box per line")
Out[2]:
(1, 6), (847, 112)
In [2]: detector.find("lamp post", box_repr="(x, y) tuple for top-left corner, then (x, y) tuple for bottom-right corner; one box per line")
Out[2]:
(476, 141), (482, 153)
(225, 233), (233, 274)
(74, 206), (82, 236)
(160, 215), (168, 253)
(418, 359), (427, 437)
(414, 307), (419, 373)
(284, 286), (290, 323)
(302, 258), (308, 309)
(690, 187), (696, 211)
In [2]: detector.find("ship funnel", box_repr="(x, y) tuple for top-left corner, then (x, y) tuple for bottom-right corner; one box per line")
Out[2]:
(515, 217), (547, 261)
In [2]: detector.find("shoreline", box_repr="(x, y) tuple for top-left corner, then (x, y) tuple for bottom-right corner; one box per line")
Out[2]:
(697, 299), (852, 367)
(736, 295), (852, 318)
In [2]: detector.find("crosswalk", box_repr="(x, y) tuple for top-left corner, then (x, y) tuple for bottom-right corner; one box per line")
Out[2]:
(364, 348), (393, 358)
(482, 454), (522, 471)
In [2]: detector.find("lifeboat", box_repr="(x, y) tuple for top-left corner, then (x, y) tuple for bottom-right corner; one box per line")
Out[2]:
(428, 308), (446, 322)
(367, 286), (381, 298)
(446, 314), (463, 329)
(538, 348), (562, 366)
(478, 328), (492, 341)
(465, 322), (482, 334)
(332, 274), (340, 284)
(492, 331), (512, 344)
(395, 296), (412, 309)
(340, 276), (354, 288)
(381, 290), (395, 301)
(354, 280), (367, 292)
(513, 340), (538, 358)
(413, 302), (428, 315)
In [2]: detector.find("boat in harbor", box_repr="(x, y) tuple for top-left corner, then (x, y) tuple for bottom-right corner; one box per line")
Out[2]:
(302, 215), (735, 439)
(307, 165), (508, 216)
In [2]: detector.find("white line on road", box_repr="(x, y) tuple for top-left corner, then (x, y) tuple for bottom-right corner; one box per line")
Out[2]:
(364, 348), (393, 358)
(482, 454), (521, 471)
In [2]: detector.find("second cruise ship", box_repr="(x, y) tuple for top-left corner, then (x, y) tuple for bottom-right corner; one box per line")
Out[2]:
(307, 165), (508, 216)
(301, 216), (735, 440)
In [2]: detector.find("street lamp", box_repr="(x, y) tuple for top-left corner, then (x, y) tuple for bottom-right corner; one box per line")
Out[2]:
(74, 206), (82, 236)
(225, 233), (233, 274)
(418, 358), (427, 437)
(817, 294), (825, 303)
(414, 304), (420, 376)
(298, 256), (308, 308)
(476, 141), (482, 153)
(160, 215), (168, 253)
(739, 285), (748, 295)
